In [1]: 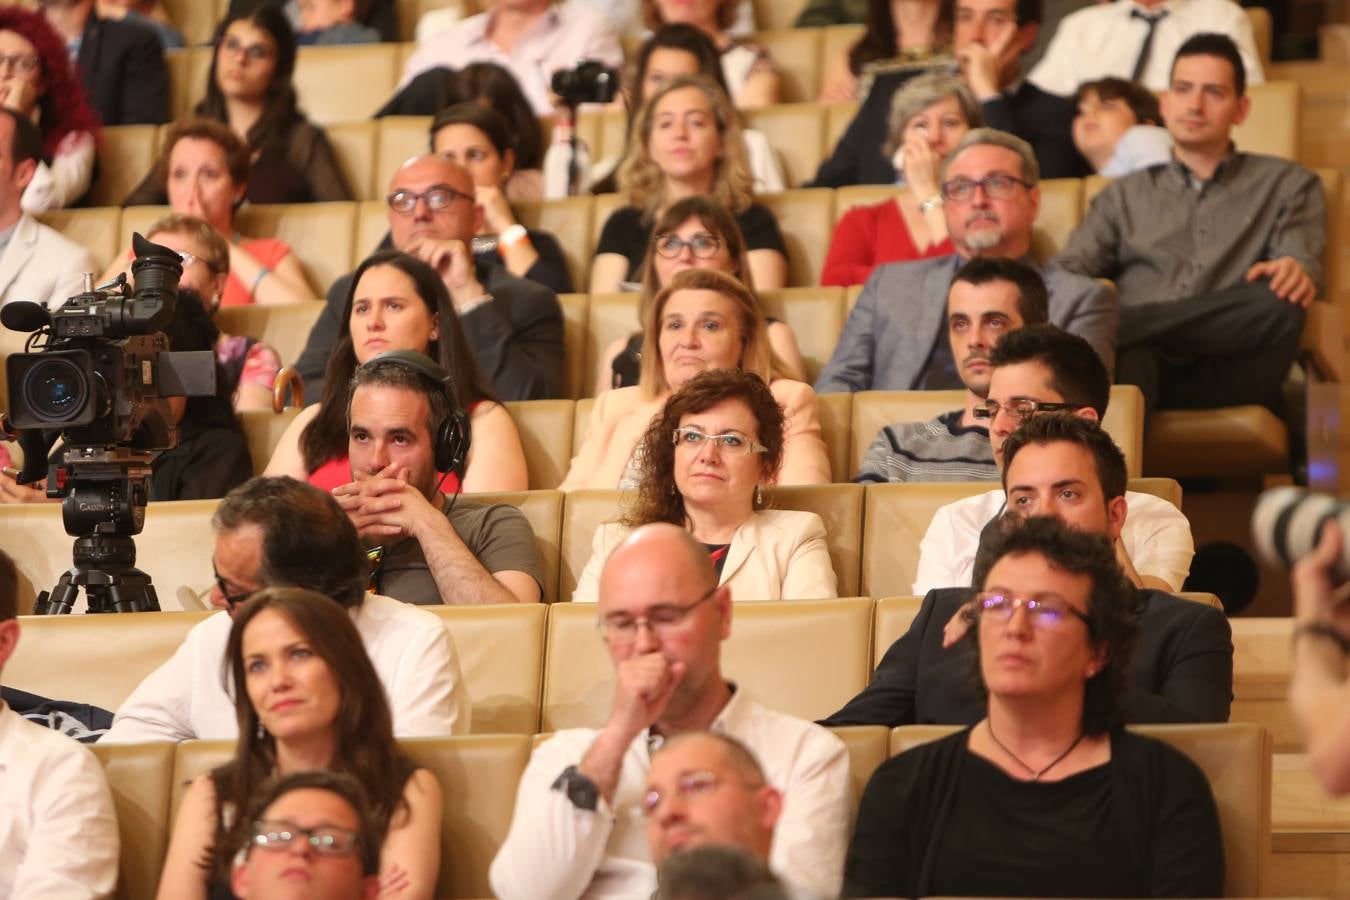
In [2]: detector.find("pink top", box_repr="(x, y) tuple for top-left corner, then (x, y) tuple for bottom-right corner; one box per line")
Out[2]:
(222, 238), (294, 307)
(820, 199), (953, 287)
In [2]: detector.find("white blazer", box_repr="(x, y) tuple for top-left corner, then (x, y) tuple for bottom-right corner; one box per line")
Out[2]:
(572, 508), (839, 602)
(0, 213), (96, 310)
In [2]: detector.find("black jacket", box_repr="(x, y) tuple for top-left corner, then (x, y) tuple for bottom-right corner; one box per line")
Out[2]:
(77, 14), (170, 126)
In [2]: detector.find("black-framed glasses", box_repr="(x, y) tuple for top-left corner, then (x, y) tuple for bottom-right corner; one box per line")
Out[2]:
(0, 53), (39, 75)
(250, 819), (361, 857)
(672, 426), (767, 456)
(213, 566), (255, 611)
(976, 591), (1090, 630)
(219, 35), (275, 63)
(972, 399), (1084, 424)
(386, 186), (473, 214)
(654, 233), (722, 259)
(940, 173), (1033, 202)
(597, 586), (718, 645)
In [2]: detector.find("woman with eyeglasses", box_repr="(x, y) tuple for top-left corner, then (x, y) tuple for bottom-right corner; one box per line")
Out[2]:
(845, 516), (1223, 898)
(573, 368), (836, 601)
(265, 250), (529, 493)
(595, 195), (805, 395)
(156, 587), (442, 900)
(821, 74), (980, 287)
(0, 7), (100, 211)
(562, 268), (828, 491)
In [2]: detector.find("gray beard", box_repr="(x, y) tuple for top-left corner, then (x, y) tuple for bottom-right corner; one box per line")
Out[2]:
(964, 227), (1005, 252)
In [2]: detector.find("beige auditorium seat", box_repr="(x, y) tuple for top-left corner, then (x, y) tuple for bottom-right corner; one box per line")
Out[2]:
(557, 292), (589, 400)
(754, 0), (813, 33)
(1031, 178), (1084, 259)
(163, 47), (199, 120)
(234, 203), (357, 297)
(758, 286), (847, 384)
(238, 408), (302, 477)
(757, 188), (835, 287)
(92, 741), (177, 900)
(764, 483), (864, 596)
(326, 120), (379, 202)
(470, 489), (563, 605)
(1231, 617), (1300, 751)
(817, 391), (853, 483)
(6, 610), (211, 709)
(37, 206), (122, 273)
(834, 184), (902, 224)
(294, 44), (403, 124)
(825, 100), (860, 160)
(356, 198), (389, 260)
(743, 102), (828, 188)
(1234, 81), (1299, 160)
(750, 31), (823, 104)
(873, 595), (924, 664)
(90, 126), (159, 207)
(375, 116), (433, 193)
(169, 739), (236, 826)
(572, 397), (595, 460)
(828, 724), (891, 805)
(514, 197), (595, 294)
(583, 292), (640, 398)
(820, 25), (866, 91)
(503, 400), (575, 491)
(426, 604), (545, 733)
(215, 299), (327, 366)
(559, 488), (626, 600)
(591, 106), (628, 166)
(161, 0), (225, 46)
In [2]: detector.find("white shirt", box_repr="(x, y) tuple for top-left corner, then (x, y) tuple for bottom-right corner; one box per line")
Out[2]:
(400, 3), (624, 116)
(1029, 0), (1265, 95)
(489, 687), (852, 900)
(103, 593), (469, 742)
(914, 489), (1196, 594)
(0, 703), (119, 899)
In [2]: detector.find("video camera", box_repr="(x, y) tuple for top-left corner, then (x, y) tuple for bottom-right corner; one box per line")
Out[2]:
(551, 60), (619, 108)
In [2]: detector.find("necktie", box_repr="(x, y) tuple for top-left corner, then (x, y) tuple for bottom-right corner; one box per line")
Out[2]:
(1130, 8), (1170, 82)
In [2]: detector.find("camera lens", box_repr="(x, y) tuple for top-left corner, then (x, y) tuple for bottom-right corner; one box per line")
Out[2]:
(24, 356), (89, 422)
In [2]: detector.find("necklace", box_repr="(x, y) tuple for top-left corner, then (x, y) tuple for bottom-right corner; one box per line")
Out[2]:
(985, 720), (1085, 782)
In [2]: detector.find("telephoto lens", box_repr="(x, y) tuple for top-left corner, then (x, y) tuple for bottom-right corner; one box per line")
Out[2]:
(1252, 487), (1350, 582)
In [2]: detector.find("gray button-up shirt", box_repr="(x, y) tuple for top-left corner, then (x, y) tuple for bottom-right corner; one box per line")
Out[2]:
(1056, 151), (1326, 305)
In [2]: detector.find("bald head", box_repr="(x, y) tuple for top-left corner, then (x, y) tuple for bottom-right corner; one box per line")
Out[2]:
(386, 154), (480, 249)
(601, 523), (717, 603)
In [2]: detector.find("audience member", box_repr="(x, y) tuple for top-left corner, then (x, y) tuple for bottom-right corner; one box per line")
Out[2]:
(0, 108), (94, 309)
(157, 588), (442, 899)
(843, 515), (1225, 897)
(811, 0), (1089, 188)
(1071, 76), (1172, 176)
(1029, 0), (1263, 95)
(795, 0), (867, 26)
(563, 269), (830, 489)
(443, 62), (547, 198)
(95, 0), (185, 49)
(815, 129), (1117, 393)
(489, 523), (851, 898)
(295, 0), (381, 44)
(573, 0), (756, 39)
(269, 0), (399, 41)
(293, 154), (565, 403)
(269, 251), (530, 493)
(0, 575), (119, 899)
(331, 350), (543, 604)
(1057, 34), (1324, 416)
(229, 771), (381, 900)
(574, 369), (837, 601)
(398, 0), (623, 116)
(643, 0), (779, 107)
(818, 0), (952, 103)
(914, 325), (1193, 594)
(104, 477), (469, 741)
(0, 8), (99, 212)
(821, 74), (981, 286)
(118, 119), (316, 305)
(591, 74), (787, 294)
(430, 102), (574, 293)
(855, 257), (1048, 483)
(42, 0), (169, 125)
(597, 195), (805, 394)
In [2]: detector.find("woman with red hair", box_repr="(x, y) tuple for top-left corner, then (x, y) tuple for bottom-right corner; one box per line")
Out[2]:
(0, 6), (100, 211)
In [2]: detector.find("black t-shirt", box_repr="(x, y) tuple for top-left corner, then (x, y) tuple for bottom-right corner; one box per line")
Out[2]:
(594, 203), (788, 283)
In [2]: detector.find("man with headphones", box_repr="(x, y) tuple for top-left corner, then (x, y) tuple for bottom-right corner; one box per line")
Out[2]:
(332, 350), (543, 604)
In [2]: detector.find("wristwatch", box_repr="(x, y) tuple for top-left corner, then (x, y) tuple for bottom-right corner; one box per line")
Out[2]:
(552, 765), (599, 811)
(919, 194), (944, 214)
(499, 224), (529, 251)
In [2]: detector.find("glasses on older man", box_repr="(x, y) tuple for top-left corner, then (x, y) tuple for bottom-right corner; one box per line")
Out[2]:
(597, 586), (718, 646)
(642, 770), (740, 815)
(972, 399), (1084, 424)
(940, 172), (1033, 202)
(386, 186), (473, 214)
(250, 820), (361, 857)
(976, 592), (1091, 630)
(672, 427), (767, 455)
(654, 233), (722, 259)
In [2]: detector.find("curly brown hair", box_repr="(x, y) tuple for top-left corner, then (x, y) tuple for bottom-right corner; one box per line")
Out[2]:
(623, 368), (785, 528)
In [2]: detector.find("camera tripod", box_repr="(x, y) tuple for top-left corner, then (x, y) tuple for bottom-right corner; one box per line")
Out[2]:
(35, 532), (162, 614)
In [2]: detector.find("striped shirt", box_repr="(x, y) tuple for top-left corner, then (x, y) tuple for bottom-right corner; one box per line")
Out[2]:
(854, 411), (999, 484)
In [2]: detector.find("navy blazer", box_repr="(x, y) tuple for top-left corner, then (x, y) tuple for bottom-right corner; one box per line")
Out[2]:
(77, 14), (170, 126)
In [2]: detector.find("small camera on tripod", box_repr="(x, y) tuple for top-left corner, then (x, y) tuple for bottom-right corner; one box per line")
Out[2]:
(551, 59), (619, 108)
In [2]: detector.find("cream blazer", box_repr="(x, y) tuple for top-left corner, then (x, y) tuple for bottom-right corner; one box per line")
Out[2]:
(0, 213), (95, 310)
(559, 379), (831, 491)
(572, 509), (839, 602)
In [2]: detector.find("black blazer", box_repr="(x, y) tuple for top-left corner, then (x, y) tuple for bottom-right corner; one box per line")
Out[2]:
(77, 14), (170, 126)
(821, 586), (1233, 727)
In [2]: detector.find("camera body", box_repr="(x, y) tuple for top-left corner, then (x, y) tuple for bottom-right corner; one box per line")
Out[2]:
(551, 59), (619, 108)
(1252, 486), (1350, 582)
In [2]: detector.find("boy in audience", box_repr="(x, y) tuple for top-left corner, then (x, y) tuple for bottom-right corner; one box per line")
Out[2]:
(914, 324), (1194, 594)
(103, 476), (469, 741)
(1057, 34), (1324, 416)
(0, 569), (120, 898)
(1071, 76), (1173, 176)
(41, 0), (169, 125)
(824, 412), (1231, 729)
(489, 523), (851, 900)
(333, 351), (543, 604)
(295, 0), (380, 45)
(815, 129), (1117, 394)
(855, 257), (1048, 483)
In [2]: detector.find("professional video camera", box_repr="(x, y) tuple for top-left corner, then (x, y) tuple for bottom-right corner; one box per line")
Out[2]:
(1, 233), (216, 614)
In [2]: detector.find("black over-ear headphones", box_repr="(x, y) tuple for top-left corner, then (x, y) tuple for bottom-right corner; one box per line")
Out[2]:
(355, 349), (472, 481)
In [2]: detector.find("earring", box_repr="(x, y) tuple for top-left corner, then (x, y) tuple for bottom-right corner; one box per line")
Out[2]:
(670, 481), (678, 495)
(256, 719), (266, 740)
(755, 484), (763, 505)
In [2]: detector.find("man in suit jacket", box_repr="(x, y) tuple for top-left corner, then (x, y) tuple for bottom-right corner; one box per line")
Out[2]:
(43, 0), (170, 126)
(822, 413), (1232, 728)
(810, 0), (1089, 188)
(0, 110), (93, 310)
(815, 129), (1117, 394)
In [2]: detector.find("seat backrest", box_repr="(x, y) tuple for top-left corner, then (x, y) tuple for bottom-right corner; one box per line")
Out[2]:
(1230, 617), (1299, 751)
(37, 206), (123, 272)
(92, 741), (177, 900)
(743, 102), (828, 188)
(862, 482), (996, 598)
(873, 596), (924, 667)
(821, 25), (866, 88)
(816, 391), (853, 483)
(294, 44), (403, 124)
(375, 116), (434, 195)
(356, 199), (390, 260)
(325, 120), (379, 201)
(503, 401), (576, 492)
(234, 202), (357, 297)
(215, 300), (328, 368)
(424, 604), (546, 733)
(764, 483), (864, 596)
(1129, 476), (1182, 509)
(1234, 81), (1299, 160)
(560, 489), (626, 601)
(591, 106), (628, 165)
(848, 390), (967, 478)
(825, 100), (861, 158)
(756, 188), (835, 287)
(238, 408), (303, 477)
(758, 286), (846, 384)
(161, 0), (221, 46)
(540, 601), (613, 731)
(470, 489), (563, 605)
(163, 47), (200, 119)
(1032, 178), (1085, 259)
(749, 31), (823, 104)
(91, 126), (160, 207)
(590, 193), (629, 268)
(827, 724), (891, 805)
(170, 740), (236, 828)
(1103, 383), (1145, 479)
(834, 185), (903, 224)
(557, 292), (589, 400)
(572, 397), (595, 457)
(583, 292), (641, 398)
(753, 0), (813, 34)
(1246, 6), (1272, 65)
(514, 197), (596, 295)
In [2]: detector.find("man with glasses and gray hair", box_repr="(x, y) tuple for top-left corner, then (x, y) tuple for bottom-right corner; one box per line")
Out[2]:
(490, 522), (850, 900)
(815, 128), (1117, 395)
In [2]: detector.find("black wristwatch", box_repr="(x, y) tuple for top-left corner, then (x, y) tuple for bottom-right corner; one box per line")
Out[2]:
(551, 765), (599, 811)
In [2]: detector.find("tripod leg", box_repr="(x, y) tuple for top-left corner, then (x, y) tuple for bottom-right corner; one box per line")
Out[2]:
(37, 576), (79, 615)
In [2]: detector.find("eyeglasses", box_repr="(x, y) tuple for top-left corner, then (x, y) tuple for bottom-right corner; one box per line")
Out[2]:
(250, 819), (361, 857)
(642, 770), (748, 815)
(597, 586), (718, 645)
(213, 565), (255, 612)
(219, 35), (275, 63)
(654, 233), (722, 259)
(976, 591), (1090, 630)
(386, 186), (473, 214)
(672, 427), (767, 456)
(972, 399), (1084, 424)
(0, 53), (39, 75)
(940, 173), (1033, 202)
